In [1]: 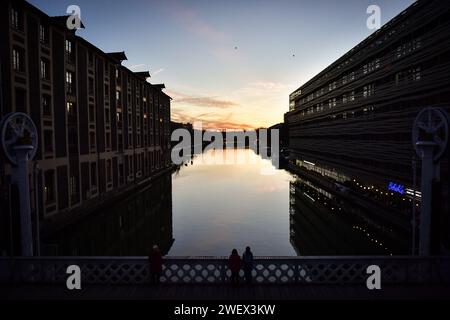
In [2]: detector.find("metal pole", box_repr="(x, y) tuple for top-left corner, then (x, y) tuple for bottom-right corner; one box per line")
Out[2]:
(34, 163), (40, 256)
(12, 145), (35, 256)
(412, 156), (417, 255)
(416, 141), (436, 256)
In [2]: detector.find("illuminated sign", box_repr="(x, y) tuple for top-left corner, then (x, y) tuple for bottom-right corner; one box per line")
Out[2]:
(388, 182), (405, 195)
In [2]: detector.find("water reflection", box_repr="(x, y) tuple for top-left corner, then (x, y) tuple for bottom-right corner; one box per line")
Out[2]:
(43, 148), (409, 256)
(43, 174), (173, 256)
(170, 149), (295, 256)
(289, 176), (409, 255)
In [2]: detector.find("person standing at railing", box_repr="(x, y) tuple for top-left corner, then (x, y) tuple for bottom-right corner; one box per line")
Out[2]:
(242, 246), (254, 284)
(229, 249), (242, 286)
(149, 245), (163, 285)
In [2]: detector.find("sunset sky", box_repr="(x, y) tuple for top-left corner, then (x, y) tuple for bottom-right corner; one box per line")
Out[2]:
(30, 0), (415, 130)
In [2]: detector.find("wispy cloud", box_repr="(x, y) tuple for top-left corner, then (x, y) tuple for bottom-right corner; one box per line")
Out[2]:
(169, 3), (230, 43)
(162, 1), (237, 62)
(172, 108), (255, 130)
(151, 68), (164, 77)
(237, 81), (291, 95)
(128, 64), (146, 71)
(166, 90), (238, 109)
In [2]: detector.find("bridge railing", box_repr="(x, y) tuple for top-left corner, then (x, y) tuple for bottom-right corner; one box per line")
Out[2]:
(0, 256), (449, 285)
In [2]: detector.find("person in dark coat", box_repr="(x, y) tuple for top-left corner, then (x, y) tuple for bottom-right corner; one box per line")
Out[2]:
(228, 249), (242, 286)
(242, 246), (254, 284)
(149, 245), (163, 285)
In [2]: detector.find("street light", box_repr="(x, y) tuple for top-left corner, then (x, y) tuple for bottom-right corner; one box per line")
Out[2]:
(0, 112), (38, 256)
(412, 107), (449, 256)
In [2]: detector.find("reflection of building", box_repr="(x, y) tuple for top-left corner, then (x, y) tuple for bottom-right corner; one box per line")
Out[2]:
(0, 0), (172, 255)
(285, 0), (450, 253)
(289, 177), (409, 256)
(42, 172), (174, 256)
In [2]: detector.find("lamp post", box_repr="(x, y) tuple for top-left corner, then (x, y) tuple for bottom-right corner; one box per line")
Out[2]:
(12, 145), (35, 256)
(412, 108), (449, 256)
(1, 113), (38, 256)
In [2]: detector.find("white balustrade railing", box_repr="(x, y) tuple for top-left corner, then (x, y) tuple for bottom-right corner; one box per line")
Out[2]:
(0, 256), (449, 285)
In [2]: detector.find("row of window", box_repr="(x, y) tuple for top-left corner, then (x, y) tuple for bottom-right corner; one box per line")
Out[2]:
(292, 37), (423, 110)
(297, 16), (416, 99)
(298, 65), (422, 118)
(43, 147), (167, 207)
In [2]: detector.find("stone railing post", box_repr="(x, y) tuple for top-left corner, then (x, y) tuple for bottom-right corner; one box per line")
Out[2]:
(221, 259), (227, 284)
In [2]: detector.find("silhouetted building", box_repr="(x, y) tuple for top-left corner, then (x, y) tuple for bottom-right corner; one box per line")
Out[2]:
(285, 0), (450, 253)
(0, 0), (172, 255)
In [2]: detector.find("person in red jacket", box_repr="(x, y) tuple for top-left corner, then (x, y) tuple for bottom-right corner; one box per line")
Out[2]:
(228, 249), (242, 286)
(149, 245), (163, 285)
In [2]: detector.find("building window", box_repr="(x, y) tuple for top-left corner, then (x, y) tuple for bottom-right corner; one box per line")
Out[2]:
(12, 47), (24, 72)
(363, 84), (375, 98)
(15, 88), (26, 113)
(69, 176), (78, 202)
(89, 104), (95, 123)
(90, 163), (97, 187)
(40, 59), (50, 80)
(44, 170), (55, 205)
(88, 78), (94, 95)
(396, 38), (422, 59)
(106, 132), (111, 149)
(105, 109), (110, 124)
(363, 58), (380, 75)
(412, 67), (421, 81)
(328, 98), (336, 108)
(106, 160), (112, 183)
(67, 102), (75, 117)
(105, 84), (110, 98)
(350, 72), (355, 81)
(116, 90), (121, 105)
(88, 52), (94, 67)
(328, 81), (336, 91)
(68, 128), (78, 153)
(65, 39), (74, 63)
(43, 130), (53, 153)
(42, 94), (52, 116)
(66, 71), (74, 95)
(349, 91), (355, 101)
(65, 39), (72, 54)
(39, 25), (48, 44)
(11, 8), (23, 31)
(89, 132), (96, 149)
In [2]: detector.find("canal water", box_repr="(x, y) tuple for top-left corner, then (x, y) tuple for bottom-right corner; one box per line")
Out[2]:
(43, 149), (409, 256)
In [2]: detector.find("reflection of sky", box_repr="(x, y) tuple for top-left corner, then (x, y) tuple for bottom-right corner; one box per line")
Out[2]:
(171, 149), (296, 256)
(30, 0), (415, 129)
